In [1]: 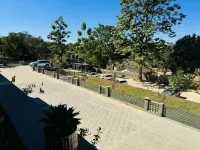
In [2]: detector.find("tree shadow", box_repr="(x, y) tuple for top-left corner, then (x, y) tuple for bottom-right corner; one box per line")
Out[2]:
(30, 97), (98, 150)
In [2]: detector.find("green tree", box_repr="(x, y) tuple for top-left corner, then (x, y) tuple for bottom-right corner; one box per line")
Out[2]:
(151, 42), (174, 74)
(170, 34), (200, 73)
(2, 32), (37, 60)
(76, 22), (97, 65)
(77, 23), (125, 68)
(117, 0), (186, 80)
(1, 32), (51, 60)
(47, 16), (71, 63)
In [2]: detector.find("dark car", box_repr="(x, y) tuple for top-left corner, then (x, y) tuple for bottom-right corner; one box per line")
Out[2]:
(0, 60), (6, 66)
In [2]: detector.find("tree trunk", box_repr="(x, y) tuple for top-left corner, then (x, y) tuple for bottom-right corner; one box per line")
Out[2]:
(139, 67), (143, 81)
(60, 55), (63, 63)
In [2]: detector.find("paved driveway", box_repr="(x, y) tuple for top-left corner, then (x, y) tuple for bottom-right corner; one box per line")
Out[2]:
(1, 66), (200, 150)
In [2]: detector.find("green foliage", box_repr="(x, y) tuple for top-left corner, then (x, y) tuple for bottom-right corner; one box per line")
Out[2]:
(169, 70), (197, 92)
(39, 104), (80, 138)
(143, 71), (158, 82)
(1, 32), (51, 60)
(78, 127), (102, 149)
(117, 0), (186, 80)
(171, 34), (200, 73)
(152, 43), (174, 70)
(47, 16), (71, 63)
(76, 23), (124, 68)
(194, 68), (200, 76)
(81, 22), (87, 31)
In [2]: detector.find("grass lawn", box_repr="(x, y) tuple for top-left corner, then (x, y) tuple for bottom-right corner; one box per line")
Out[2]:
(84, 77), (200, 115)
(6, 63), (21, 67)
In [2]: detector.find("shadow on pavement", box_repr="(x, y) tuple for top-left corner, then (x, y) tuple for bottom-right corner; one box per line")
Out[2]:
(31, 97), (98, 150)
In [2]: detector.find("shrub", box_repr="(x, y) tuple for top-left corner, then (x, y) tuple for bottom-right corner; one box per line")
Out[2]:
(158, 75), (169, 85)
(143, 71), (158, 82)
(169, 70), (197, 92)
(39, 104), (80, 138)
(194, 68), (200, 76)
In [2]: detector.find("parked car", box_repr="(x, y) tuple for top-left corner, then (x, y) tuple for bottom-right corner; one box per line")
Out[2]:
(116, 79), (128, 85)
(30, 60), (51, 67)
(98, 74), (113, 80)
(0, 60), (6, 66)
(29, 61), (37, 66)
(87, 72), (98, 77)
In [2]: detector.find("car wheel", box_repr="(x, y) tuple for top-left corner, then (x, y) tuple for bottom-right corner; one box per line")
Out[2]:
(45, 64), (49, 67)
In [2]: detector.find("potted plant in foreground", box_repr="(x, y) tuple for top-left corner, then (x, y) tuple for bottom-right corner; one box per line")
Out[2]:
(39, 104), (80, 150)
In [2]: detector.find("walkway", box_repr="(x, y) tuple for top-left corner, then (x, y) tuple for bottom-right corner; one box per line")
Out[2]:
(1, 66), (200, 150)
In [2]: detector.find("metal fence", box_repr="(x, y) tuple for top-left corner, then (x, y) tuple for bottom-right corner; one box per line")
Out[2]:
(164, 106), (200, 130)
(72, 78), (77, 85)
(111, 90), (145, 108)
(59, 74), (72, 83)
(79, 80), (99, 93)
(44, 70), (55, 78)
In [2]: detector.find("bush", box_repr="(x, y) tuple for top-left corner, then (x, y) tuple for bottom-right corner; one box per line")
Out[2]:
(194, 68), (200, 76)
(169, 70), (197, 92)
(158, 75), (169, 85)
(143, 71), (158, 82)
(39, 104), (80, 138)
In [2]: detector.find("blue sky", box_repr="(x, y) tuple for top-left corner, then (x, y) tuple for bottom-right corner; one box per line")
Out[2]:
(0, 0), (200, 43)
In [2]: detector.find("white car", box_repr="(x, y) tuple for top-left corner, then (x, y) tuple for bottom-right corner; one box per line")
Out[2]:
(116, 79), (128, 85)
(30, 60), (51, 67)
(87, 72), (98, 77)
(98, 74), (113, 80)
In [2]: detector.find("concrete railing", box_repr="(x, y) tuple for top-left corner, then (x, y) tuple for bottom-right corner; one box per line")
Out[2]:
(144, 97), (165, 117)
(99, 85), (111, 97)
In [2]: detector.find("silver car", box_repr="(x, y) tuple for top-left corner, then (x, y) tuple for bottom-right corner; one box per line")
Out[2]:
(30, 60), (51, 67)
(116, 79), (128, 85)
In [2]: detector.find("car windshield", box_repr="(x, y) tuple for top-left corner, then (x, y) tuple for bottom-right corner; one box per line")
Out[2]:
(106, 75), (112, 77)
(119, 81), (127, 83)
(39, 61), (50, 63)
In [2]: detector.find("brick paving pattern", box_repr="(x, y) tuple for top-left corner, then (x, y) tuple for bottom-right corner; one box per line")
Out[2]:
(1, 66), (200, 150)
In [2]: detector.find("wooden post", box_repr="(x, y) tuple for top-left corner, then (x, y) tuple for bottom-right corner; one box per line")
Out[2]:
(144, 97), (151, 111)
(42, 69), (45, 74)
